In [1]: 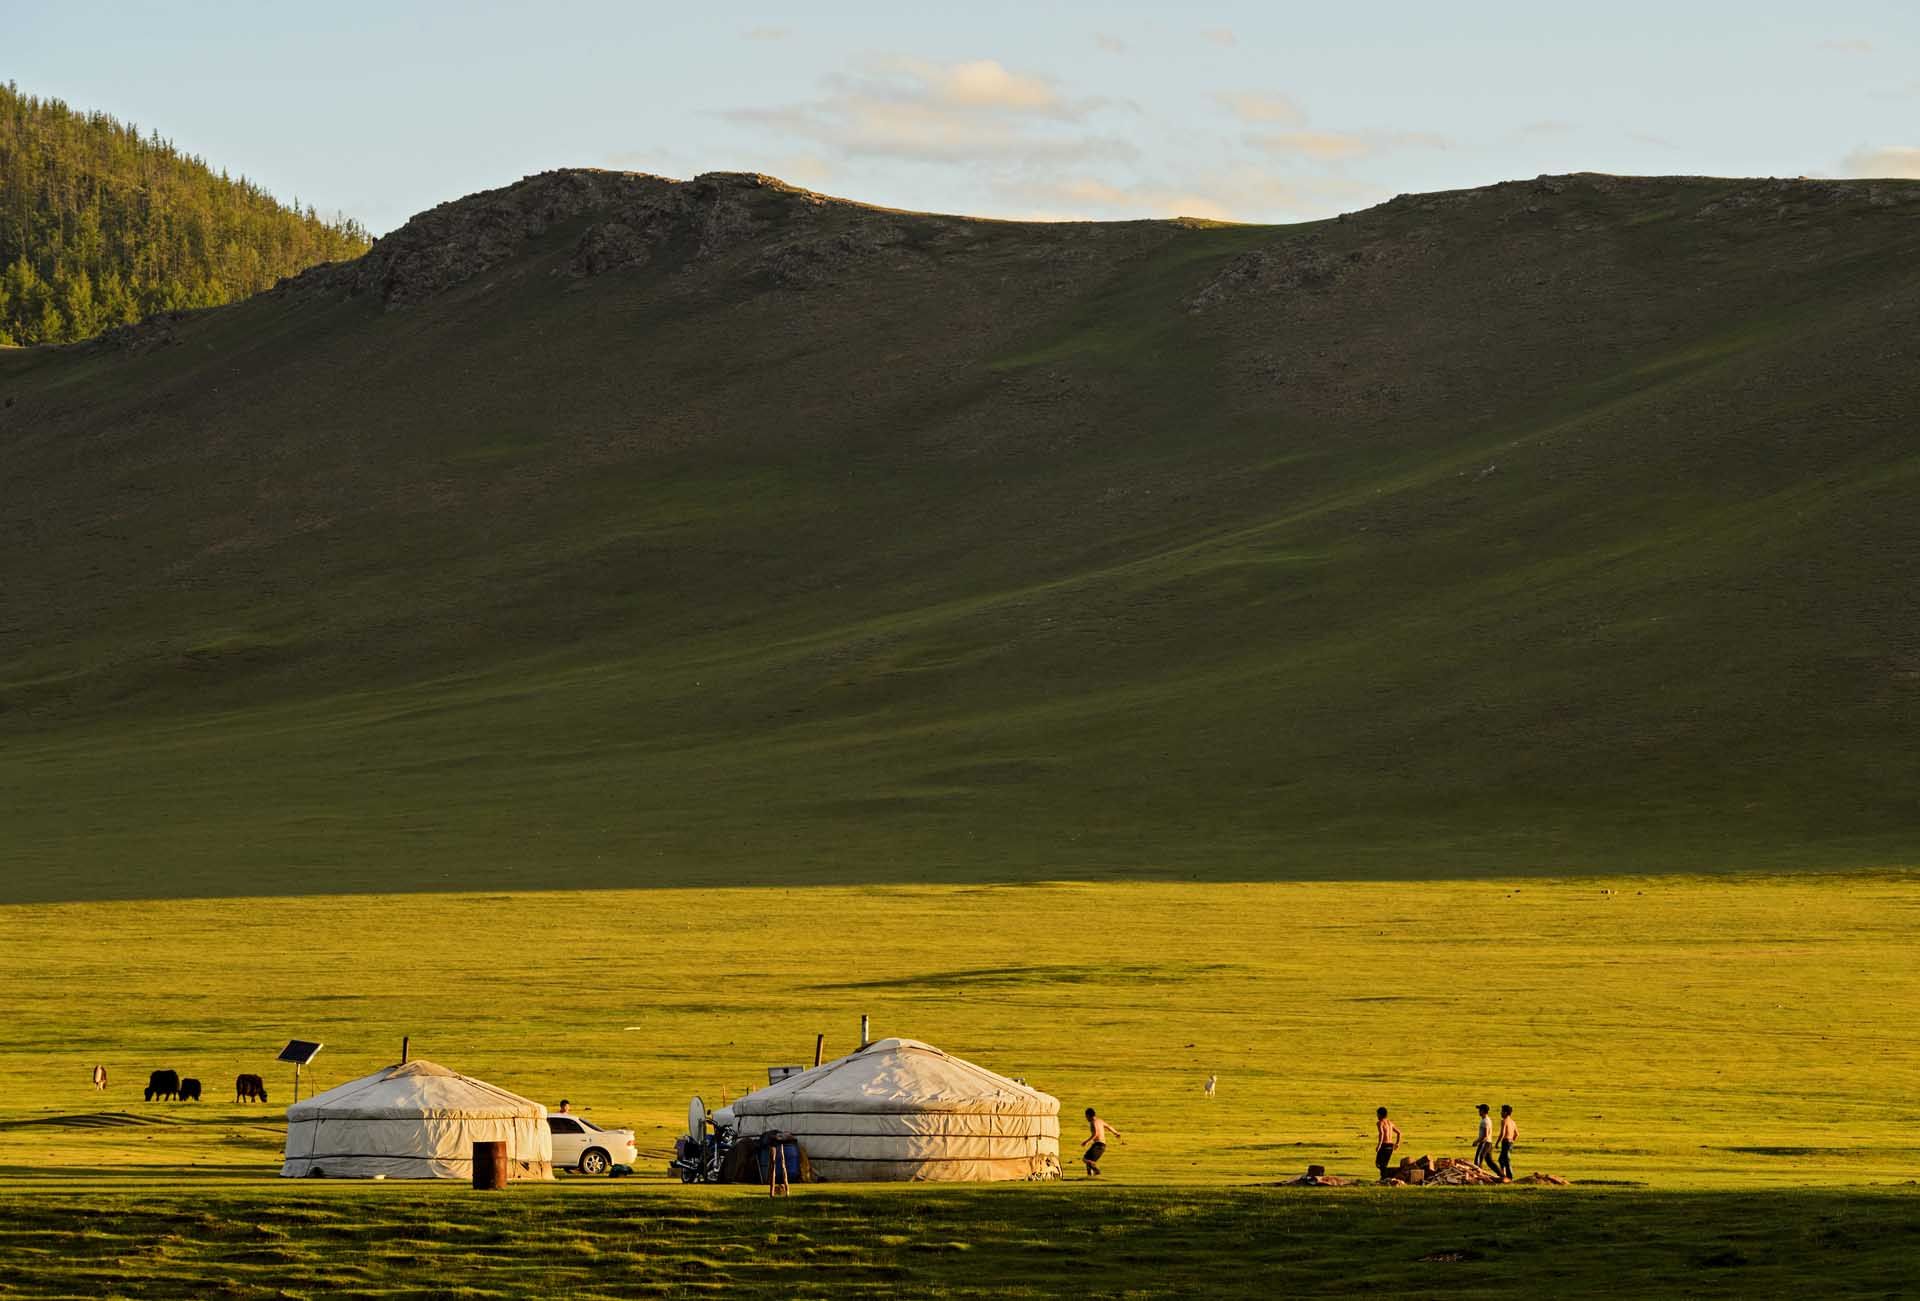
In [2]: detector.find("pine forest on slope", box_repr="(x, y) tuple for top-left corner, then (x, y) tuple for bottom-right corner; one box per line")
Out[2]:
(0, 83), (369, 346)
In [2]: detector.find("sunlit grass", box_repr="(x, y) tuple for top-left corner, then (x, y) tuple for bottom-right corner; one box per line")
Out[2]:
(3, 876), (1916, 1190)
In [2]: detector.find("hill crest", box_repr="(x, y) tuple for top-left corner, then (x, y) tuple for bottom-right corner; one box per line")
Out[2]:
(282, 166), (1920, 314)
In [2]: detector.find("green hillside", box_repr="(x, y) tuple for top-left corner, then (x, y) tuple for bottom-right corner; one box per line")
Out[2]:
(1, 168), (1916, 901)
(0, 83), (369, 345)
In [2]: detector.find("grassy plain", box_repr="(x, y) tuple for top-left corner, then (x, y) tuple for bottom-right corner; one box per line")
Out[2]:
(3, 876), (1918, 1295)
(4, 877), (1916, 1189)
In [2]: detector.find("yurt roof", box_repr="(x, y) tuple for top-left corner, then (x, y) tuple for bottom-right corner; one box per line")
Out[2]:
(286, 1059), (545, 1121)
(731, 1038), (1057, 1117)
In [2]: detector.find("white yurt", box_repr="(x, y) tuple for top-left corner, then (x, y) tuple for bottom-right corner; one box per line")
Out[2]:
(727, 1038), (1059, 1181)
(280, 1059), (553, 1180)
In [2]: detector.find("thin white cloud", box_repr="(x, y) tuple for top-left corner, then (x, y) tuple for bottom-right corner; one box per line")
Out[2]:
(903, 58), (1064, 114)
(1217, 92), (1306, 125)
(743, 25), (791, 41)
(727, 104), (1127, 164)
(1000, 176), (1237, 222)
(771, 153), (835, 187)
(1094, 32), (1128, 54)
(1249, 130), (1369, 161)
(992, 169), (1385, 223)
(1817, 38), (1874, 54)
(1629, 131), (1679, 150)
(1843, 145), (1920, 177)
(721, 52), (1408, 222)
(1249, 129), (1450, 161)
(723, 57), (1134, 167)
(1202, 27), (1238, 48)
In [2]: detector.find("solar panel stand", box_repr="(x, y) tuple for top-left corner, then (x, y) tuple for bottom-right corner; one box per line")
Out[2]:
(277, 1040), (324, 1104)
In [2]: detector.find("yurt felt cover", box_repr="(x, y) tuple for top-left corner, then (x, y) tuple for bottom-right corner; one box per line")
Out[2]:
(280, 1059), (553, 1179)
(729, 1038), (1059, 1182)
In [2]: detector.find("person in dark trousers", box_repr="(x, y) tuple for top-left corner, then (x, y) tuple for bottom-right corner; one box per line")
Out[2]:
(1374, 1107), (1401, 1182)
(1497, 1105), (1518, 1181)
(1081, 1107), (1121, 1177)
(1473, 1103), (1497, 1173)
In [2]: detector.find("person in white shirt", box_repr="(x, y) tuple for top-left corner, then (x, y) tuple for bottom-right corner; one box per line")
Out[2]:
(1473, 1103), (1497, 1173)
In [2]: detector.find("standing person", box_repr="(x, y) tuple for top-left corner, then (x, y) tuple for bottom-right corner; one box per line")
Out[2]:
(1497, 1105), (1518, 1182)
(1374, 1107), (1401, 1182)
(1081, 1107), (1122, 1177)
(767, 1135), (791, 1197)
(1473, 1104), (1497, 1173)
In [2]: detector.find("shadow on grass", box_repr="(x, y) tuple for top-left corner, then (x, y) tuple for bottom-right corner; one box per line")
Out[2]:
(814, 962), (1243, 990)
(0, 1185), (1914, 1298)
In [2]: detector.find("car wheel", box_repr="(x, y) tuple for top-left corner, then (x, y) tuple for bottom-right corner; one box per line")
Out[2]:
(580, 1147), (611, 1176)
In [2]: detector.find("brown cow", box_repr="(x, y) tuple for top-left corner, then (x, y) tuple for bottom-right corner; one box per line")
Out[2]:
(91, 1064), (108, 1091)
(235, 1073), (268, 1104)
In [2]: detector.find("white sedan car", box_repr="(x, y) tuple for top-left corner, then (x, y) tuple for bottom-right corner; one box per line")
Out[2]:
(546, 1114), (638, 1175)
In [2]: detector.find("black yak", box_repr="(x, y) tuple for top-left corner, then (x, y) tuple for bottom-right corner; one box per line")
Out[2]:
(144, 1069), (179, 1101)
(178, 1077), (202, 1102)
(235, 1073), (268, 1103)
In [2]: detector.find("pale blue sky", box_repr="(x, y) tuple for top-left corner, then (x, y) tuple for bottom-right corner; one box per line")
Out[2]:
(12, 1), (1918, 233)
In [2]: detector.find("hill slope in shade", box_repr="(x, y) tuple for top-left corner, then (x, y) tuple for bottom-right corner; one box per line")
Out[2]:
(2, 169), (1917, 901)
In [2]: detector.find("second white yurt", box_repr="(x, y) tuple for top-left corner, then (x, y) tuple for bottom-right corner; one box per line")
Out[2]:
(728, 1038), (1059, 1181)
(280, 1059), (553, 1180)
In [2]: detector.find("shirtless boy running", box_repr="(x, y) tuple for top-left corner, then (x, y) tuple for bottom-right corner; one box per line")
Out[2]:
(1081, 1108), (1122, 1177)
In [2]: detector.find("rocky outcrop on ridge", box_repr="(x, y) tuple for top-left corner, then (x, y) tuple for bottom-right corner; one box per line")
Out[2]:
(293, 169), (885, 309)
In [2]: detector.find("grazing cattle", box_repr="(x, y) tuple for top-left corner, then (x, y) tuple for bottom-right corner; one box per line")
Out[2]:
(91, 1064), (108, 1091)
(144, 1069), (179, 1102)
(178, 1077), (203, 1102)
(235, 1073), (268, 1104)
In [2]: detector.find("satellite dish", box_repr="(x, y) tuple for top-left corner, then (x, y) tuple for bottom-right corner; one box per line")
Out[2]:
(687, 1095), (707, 1141)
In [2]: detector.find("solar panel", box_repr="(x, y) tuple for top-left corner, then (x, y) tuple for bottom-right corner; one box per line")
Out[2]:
(278, 1040), (323, 1066)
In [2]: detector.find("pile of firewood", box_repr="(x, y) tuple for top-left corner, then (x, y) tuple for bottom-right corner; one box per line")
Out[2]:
(1382, 1154), (1496, 1185)
(1417, 1157), (1501, 1185)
